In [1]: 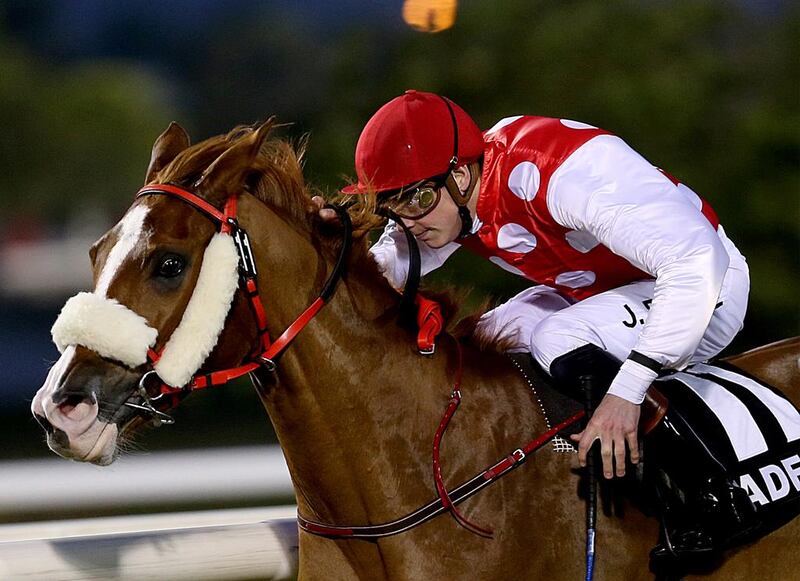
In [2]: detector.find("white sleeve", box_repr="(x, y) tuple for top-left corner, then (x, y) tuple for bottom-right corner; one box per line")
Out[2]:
(368, 220), (460, 291)
(548, 135), (729, 404)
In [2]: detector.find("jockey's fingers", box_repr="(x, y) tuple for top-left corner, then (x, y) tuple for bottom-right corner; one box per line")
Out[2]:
(626, 430), (640, 464)
(614, 432), (627, 477)
(310, 197), (340, 223)
(600, 435), (614, 479)
(575, 431), (593, 467)
(319, 207), (339, 222)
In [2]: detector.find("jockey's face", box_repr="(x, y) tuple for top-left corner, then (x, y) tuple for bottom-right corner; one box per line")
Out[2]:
(398, 182), (461, 248)
(392, 164), (475, 248)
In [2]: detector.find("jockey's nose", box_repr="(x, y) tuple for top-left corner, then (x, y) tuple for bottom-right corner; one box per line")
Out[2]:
(400, 216), (417, 230)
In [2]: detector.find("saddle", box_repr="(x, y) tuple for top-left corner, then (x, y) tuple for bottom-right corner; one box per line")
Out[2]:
(510, 352), (800, 552)
(653, 361), (800, 534)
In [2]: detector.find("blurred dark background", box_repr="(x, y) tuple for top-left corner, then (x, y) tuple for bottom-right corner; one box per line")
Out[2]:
(1, 0), (797, 460)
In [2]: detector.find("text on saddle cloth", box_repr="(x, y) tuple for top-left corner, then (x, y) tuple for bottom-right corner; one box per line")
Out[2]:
(655, 361), (800, 513)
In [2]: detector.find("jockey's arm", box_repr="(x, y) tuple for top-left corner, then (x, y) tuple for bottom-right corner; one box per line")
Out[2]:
(368, 220), (460, 291)
(548, 135), (730, 405)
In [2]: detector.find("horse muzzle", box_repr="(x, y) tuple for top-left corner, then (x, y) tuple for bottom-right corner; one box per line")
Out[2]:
(32, 346), (124, 464)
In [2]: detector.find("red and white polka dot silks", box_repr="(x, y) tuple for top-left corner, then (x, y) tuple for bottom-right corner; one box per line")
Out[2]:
(459, 116), (719, 301)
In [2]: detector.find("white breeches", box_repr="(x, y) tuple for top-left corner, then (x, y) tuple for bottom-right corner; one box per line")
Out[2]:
(476, 231), (750, 374)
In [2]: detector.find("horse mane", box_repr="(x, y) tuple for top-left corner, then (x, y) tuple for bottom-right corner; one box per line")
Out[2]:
(153, 121), (508, 351)
(154, 122), (380, 234)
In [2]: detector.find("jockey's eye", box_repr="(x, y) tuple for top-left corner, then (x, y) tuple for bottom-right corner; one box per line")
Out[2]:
(157, 254), (185, 278)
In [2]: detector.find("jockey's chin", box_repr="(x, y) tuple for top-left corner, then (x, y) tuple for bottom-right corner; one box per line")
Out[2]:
(418, 230), (444, 248)
(417, 225), (459, 249)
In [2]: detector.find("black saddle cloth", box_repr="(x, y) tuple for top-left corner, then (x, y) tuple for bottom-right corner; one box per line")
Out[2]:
(654, 361), (800, 533)
(508, 352), (800, 540)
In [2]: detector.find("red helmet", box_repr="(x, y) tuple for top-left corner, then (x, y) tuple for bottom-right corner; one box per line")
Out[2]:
(342, 90), (484, 194)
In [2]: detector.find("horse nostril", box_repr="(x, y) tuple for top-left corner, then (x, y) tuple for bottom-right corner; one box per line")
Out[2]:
(52, 390), (96, 407)
(34, 412), (55, 435)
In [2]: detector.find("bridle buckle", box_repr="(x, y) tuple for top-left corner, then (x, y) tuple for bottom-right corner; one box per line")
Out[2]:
(258, 356), (277, 372)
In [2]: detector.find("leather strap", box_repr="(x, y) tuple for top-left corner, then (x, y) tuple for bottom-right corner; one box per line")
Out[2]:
(641, 386), (669, 435)
(133, 185), (352, 400)
(431, 341), (493, 537)
(298, 409), (585, 539)
(139, 184), (227, 223)
(415, 295), (444, 355)
(386, 210), (421, 319)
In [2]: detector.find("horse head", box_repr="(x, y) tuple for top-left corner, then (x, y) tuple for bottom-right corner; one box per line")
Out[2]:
(31, 120), (347, 464)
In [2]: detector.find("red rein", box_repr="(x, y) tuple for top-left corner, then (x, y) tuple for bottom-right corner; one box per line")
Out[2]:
(299, 336), (586, 540)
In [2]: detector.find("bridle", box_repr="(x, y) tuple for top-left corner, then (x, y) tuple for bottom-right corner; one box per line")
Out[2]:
(121, 183), (352, 425)
(117, 182), (587, 542)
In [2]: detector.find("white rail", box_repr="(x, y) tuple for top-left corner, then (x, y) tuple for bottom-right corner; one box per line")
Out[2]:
(0, 506), (299, 580)
(0, 446), (293, 515)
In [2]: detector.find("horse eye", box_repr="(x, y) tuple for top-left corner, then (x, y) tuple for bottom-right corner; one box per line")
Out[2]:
(157, 255), (185, 278)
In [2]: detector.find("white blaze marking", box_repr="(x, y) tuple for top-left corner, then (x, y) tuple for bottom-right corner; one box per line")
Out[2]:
(96, 205), (150, 297)
(31, 345), (77, 422)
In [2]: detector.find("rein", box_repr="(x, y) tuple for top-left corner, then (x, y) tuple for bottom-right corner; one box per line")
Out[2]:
(124, 184), (352, 424)
(299, 406), (586, 539)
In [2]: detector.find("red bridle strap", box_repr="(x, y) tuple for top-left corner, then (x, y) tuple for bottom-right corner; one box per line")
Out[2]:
(180, 297), (326, 391)
(139, 184), (228, 223)
(135, 184), (349, 399)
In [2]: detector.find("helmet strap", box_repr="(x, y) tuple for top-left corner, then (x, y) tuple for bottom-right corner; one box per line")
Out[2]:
(444, 162), (480, 238)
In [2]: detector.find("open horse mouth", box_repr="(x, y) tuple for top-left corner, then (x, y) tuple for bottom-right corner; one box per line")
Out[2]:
(32, 391), (119, 465)
(31, 348), (123, 465)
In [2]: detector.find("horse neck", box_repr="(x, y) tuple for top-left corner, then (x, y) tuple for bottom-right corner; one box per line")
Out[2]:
(241, 197), (452, 525)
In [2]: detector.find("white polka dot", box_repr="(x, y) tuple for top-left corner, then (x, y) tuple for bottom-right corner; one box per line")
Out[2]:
(486, 116), (523, 135)
(560, 119), (596, 130)
(676, 183), (703, 211)
(489, 256), (526, 277)
(565, 230), (600, 253)
(508, 161), (541, 201)
(555, 270), (596, 289)
(497, 223), (537, 253)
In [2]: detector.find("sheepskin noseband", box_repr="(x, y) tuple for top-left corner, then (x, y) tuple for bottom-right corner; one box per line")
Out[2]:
(52, 292), (158, 368)
(52, 232), (241, 387)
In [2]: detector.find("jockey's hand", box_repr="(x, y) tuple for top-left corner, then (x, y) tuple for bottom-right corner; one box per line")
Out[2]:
(311, 195), (339, 223)
(570, 394), (641, 479)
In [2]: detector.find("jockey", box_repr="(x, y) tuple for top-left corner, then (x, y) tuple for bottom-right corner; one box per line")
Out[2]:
(316, 89), (755, 559)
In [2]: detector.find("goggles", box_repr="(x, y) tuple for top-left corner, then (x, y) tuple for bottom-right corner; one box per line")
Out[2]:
(379, 176), (446, 220)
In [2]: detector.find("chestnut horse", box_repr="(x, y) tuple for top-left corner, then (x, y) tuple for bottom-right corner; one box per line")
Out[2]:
(32, 121), (799, 580)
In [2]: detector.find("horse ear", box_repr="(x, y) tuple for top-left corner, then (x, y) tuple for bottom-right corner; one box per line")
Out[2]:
(145, 122), (191, 185)
(194, 122), (272, 203)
